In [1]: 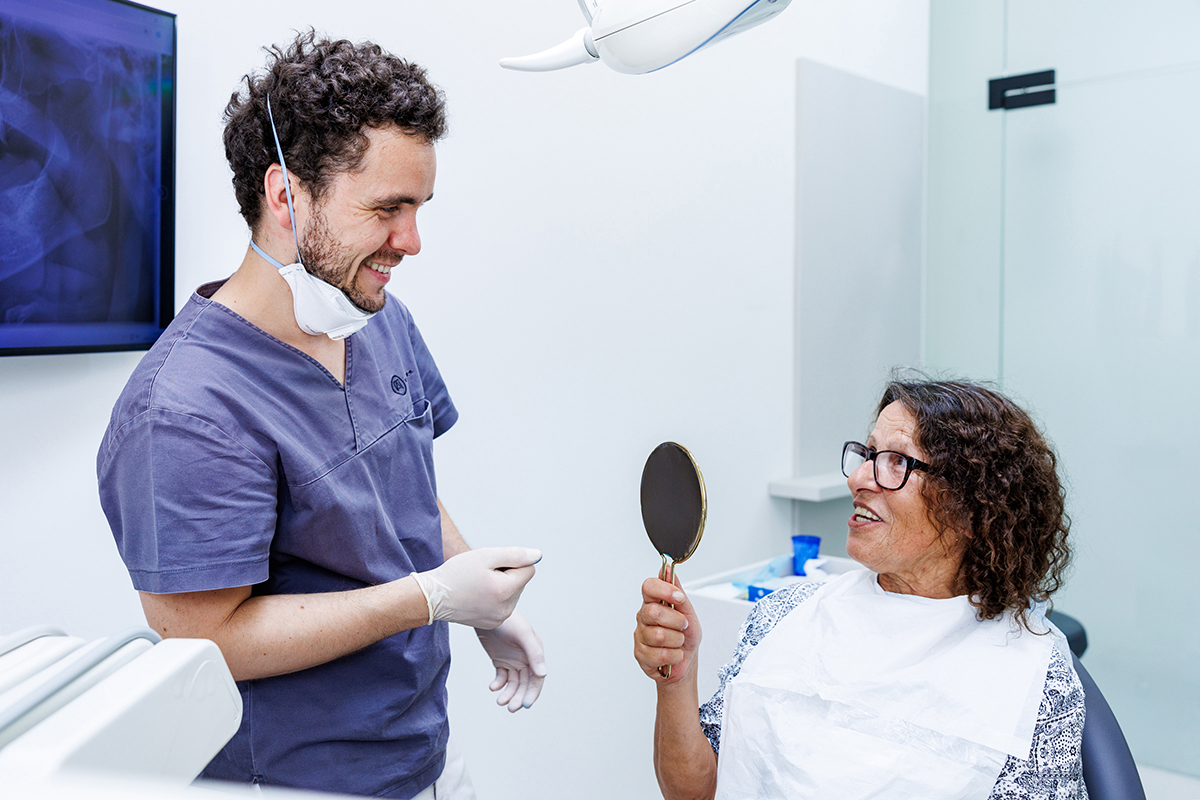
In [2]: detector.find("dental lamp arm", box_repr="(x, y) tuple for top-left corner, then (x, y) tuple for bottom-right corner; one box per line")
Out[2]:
(499, 0), (793, 75)
(499, 27), (598, 72)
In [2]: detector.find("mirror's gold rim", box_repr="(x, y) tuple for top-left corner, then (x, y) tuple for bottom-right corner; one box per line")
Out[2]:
(663, 441), (706, 566)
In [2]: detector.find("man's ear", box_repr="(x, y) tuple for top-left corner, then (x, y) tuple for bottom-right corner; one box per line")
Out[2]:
(262, 163), (304, 234)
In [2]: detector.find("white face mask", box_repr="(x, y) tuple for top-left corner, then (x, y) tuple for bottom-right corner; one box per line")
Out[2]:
(250, 241), (374, 340)
(250, 96), (377, 341)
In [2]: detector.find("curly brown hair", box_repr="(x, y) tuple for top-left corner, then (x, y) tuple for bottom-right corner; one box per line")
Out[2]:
(877, 377), (1071, 631)
(223, 29), (447, 231)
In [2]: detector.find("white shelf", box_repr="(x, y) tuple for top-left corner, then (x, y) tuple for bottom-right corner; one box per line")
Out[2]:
(768, 472), (850, 502)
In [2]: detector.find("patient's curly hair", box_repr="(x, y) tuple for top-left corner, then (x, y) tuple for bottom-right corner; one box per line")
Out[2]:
(223, 29), (447, 230)
(878, 376), (1071, 631)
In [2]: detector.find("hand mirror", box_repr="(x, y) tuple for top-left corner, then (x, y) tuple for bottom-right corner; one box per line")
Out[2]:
(640, 442), (707, 678)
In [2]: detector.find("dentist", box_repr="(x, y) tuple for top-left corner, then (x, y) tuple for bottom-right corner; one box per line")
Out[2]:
(97, 31), (544, 800)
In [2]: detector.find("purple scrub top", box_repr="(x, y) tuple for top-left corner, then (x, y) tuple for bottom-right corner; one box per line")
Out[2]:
(97, 282), (458, 798)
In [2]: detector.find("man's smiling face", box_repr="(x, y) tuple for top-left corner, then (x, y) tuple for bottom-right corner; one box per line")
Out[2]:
(298, 125), (437, 313)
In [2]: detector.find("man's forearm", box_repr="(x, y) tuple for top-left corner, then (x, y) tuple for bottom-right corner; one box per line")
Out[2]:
(144, 498), (492, 681)
(439, 497), (470, 558)
(140, 575), (430, 681)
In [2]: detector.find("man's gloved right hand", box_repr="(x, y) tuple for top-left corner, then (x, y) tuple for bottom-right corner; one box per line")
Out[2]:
(411, 547), (541, 629)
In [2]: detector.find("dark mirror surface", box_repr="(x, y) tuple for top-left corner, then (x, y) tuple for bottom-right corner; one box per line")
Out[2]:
(640, 442), (706, 562)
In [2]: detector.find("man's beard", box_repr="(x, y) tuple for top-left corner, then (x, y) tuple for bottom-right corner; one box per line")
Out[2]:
(297, 205), (388, 314)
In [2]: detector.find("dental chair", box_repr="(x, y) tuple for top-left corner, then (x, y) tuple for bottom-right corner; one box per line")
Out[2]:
(1048, 611), (1147, 800)
(1072, 654), (1147, 800)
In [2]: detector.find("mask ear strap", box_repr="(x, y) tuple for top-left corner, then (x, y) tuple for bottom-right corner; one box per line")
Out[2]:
(265, 94), (303, 264)
(249, 239), (287, 270)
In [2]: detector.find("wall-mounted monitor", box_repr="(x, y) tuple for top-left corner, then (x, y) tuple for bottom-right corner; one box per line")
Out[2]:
(0, 0), (175, 356)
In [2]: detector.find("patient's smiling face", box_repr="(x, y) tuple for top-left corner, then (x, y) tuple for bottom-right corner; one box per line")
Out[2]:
(845, 402), (963, 598)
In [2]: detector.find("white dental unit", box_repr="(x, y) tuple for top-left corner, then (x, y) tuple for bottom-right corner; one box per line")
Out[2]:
(0, 626), (241, 796)
(500, 0), (792, 74)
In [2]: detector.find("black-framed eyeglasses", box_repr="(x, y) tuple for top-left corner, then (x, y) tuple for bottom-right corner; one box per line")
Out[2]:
(841, 441), (932, 491)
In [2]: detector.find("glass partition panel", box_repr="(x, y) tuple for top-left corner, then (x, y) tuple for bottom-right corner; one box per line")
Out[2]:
(928, 0), (1200, 775)
(1003, 62), (1200, 776)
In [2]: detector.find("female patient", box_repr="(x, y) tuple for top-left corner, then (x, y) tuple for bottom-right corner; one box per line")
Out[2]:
(634, 378), (1086, 799)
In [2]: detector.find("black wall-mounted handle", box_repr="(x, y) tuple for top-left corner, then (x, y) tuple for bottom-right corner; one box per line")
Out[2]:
(989, 70), (1056, 110)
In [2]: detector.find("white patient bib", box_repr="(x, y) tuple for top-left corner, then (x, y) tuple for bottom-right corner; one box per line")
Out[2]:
(714, 570), (1058, 800)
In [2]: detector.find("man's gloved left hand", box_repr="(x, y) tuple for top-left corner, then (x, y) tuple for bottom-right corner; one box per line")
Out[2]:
(475, 610), (546, 712)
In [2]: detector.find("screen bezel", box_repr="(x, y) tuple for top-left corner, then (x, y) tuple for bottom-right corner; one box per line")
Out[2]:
(0, 0), (177, 357)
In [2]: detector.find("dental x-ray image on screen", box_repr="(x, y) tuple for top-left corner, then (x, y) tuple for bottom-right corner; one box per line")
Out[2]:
(0, 0), (175, 356)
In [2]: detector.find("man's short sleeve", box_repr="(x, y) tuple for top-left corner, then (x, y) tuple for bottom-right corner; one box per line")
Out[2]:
(98, 408), (277, 594)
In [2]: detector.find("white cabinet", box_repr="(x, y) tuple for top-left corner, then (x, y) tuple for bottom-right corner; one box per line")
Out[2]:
(685, 555), (863, 702)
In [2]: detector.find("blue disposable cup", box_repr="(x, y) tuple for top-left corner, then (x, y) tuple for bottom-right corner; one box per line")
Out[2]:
(792, 535), (821, 576)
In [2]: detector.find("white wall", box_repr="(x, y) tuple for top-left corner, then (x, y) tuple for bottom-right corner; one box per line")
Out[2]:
(0, 2), (928, 798)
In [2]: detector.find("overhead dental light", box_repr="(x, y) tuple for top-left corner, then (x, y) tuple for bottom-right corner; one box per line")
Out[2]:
(500, 0), (792, 75)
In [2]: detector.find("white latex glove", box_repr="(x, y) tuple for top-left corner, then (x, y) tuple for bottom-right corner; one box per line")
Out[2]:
(475, 610), (546, 712)
(411, 547), (540, 629)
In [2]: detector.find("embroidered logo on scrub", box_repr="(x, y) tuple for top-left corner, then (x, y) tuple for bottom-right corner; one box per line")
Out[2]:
(391, 370), (414, 396)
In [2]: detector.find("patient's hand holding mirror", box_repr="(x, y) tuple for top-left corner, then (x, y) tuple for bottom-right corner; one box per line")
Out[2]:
(640, 441), (707, 678)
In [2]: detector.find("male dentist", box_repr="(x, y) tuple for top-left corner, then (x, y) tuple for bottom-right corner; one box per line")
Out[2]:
(98, 31), (544, 799)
